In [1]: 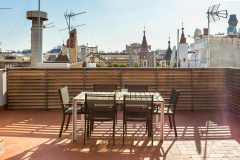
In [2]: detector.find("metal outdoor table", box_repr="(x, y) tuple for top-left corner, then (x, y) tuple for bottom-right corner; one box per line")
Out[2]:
(72, 91), (165, 142)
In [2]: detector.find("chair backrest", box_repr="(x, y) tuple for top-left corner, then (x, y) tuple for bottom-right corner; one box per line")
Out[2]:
(123, 94), (154, 113)
(93, 84), (118, 92)
(58, 86), (70, 111)
(85, 93), (116, 114)
(169, 88), (180, 112)
(125, 84), (148, 92)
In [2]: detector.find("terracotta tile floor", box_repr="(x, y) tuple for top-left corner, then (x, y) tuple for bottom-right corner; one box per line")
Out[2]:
(0, 109), (239, 160)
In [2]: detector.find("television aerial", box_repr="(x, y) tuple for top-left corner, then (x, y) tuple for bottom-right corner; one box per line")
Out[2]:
(0, 8), (11, 10)
(59, 24), (86, 32)
(62, 10), (86, 53)
(64, 10), (86, 33)
(207, 4), (228, 34)
(43, 22), (55, 29)
(204, 4), (228, 68)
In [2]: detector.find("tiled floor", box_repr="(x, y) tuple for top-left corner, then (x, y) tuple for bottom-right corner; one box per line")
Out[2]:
(0, 109), (239, 160)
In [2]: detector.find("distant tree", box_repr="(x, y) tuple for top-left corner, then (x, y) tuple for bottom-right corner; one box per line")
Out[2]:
(119, 64), (127, 67)
(113, 64), (119, 67)
(97, 64), (105, 67)
(134, 63), (139, 67)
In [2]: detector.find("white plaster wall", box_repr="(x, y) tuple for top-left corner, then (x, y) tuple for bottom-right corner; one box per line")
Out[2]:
(36, 63), (70, 68)
(190, 37), (240, 68)
(179, 43), (188, 68)
(0, 70), (7, 106)
(87, 63), (96, 68)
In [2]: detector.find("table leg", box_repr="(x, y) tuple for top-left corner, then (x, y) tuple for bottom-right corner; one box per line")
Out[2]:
(72, 99), (77, 142)
(155, 114), (159, 127)
(160, 102), (164, 141)
(81, 114), (84, 129)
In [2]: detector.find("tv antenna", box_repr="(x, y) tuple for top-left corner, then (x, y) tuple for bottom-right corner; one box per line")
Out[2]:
(64, 10), (86, 33)
(207, 4), (228, 35)
(43, 22), (55, 29)
(0, 8), (11, 10)
(63, 10), (86, 61)
(204, 4), (227, 68)
(59, 24), (85, 32)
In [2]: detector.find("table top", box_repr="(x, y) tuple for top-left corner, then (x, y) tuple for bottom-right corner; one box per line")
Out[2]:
(73, 91), (164, 103)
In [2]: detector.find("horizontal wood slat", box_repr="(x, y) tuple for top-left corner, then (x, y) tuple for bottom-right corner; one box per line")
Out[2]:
(226, 68), (240, 114)
(7, 69), (46, 109)
(192, 69), (227, 110)
(6, 68), (236, 112)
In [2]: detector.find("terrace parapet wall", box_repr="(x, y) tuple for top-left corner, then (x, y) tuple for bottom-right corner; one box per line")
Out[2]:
(5, 68), (240, 114)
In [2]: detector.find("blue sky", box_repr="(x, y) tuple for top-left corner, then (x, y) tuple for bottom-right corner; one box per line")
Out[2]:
(0, 0), (239, 52)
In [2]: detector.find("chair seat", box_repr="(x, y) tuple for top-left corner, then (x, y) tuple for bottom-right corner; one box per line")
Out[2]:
(153, 107), (173, 114)
(65, 105), (85, 114)
(86, 110), (114, 121)
(125, 111), (151, 121)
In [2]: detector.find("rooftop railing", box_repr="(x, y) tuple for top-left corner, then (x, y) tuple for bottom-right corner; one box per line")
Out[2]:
(4, 68), (240, 115)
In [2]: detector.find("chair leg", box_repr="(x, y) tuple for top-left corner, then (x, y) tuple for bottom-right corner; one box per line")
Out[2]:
(89, 120), (92, 136)
(59, 115), (66, 138)
(148, 120), (152, 137)
(89, 120), (93, 136)
(125, 122), (127, 143)
(113, 118), (115, 145)
(168, 115), (173, 129)
(151, 119), (153, 146)
(147, 121), (150, 137)
(115, 111), (118, 124)
(66, 114), (71, 130)
(172, 115), (177, 137)
(84, 116), (87, 145)
(146, 121), (148, 132)
(87, 119), (90, 137)
(88, 119), (94, 137)
(123, 121), (126, 145)
(123, 121), (125, 145)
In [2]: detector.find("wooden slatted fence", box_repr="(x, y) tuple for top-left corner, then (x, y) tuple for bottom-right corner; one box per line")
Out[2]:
(6, 68), (234, 111)
(7, 69), (46, 109)
(226, 68), (240, 114)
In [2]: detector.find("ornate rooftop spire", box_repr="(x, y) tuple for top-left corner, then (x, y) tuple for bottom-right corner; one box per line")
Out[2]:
(165, 35), (172, 61)
(180, 21), (186, 43)
(139, 27), (149, 53)
(168, 34), (171, 48)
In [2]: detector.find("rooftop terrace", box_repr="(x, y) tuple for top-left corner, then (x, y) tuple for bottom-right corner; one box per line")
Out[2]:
(0, 67), (239, 160)
(0, 109), (239, 160)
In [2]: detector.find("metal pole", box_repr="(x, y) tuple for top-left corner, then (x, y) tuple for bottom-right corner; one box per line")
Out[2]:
(207, 14), (211, 68)
(68, 16), (71, 63)
(38, 0), (42, 64)
(177, 29), (179, 68)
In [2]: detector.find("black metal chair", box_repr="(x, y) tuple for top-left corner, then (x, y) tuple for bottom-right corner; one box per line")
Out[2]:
(58, 86), (85, 138)
(153, 88), (180, 137)
(123, 94), (154, 146)
(84, 93), (116, 145)
(93, 84), (118, 123)
(125, 84), (148, 92)
(94, 84), (118, 92)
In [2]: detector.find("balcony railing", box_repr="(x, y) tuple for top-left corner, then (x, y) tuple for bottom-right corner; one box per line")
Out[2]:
(5, 68), (240, 114)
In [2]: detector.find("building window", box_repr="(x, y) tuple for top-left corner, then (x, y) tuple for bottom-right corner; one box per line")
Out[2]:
(143, 60), (148, 67)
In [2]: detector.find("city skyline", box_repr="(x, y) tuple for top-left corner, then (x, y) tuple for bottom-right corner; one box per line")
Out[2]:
(0, 0), (240, 52)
